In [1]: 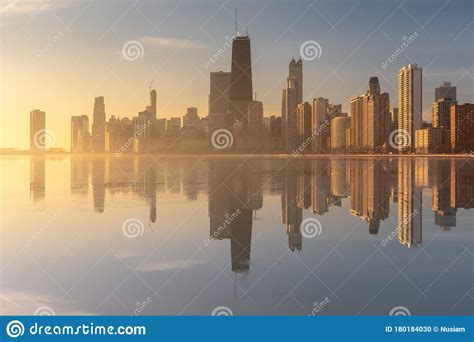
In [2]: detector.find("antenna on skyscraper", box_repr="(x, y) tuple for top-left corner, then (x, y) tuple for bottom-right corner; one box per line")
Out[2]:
(234, 8), (238, 35)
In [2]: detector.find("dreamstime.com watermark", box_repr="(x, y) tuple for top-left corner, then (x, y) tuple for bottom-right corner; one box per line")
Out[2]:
(114, 119), (152, 155)
(300, 40), (322, 61)
(122, 218), (145, 238)
(292, 119), (330, 156)
(25, 210), (62, 248)
(211, 306), (233, 316)
(5, 321), (146, 338)
(381, 209), (419, 247)
(204, 32), (240, 69)
(300, 217), (323, 238)
(210, 128), (234, 150)
(27, 31), (64, 68)
(131, 297), (152, 316)
(122, 40), (144, 61)
(381, 32), (419, 70)
(204, 209), (241, 246)
(309, 297), (330, 316)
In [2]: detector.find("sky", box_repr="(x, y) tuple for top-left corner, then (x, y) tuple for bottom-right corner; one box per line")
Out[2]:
(0, 0), (473, 149)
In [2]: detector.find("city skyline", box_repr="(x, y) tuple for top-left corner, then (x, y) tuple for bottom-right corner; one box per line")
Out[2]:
(1, 0), (473, 149)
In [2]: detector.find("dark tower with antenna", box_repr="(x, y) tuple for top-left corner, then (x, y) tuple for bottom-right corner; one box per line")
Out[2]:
(229, 9), (253, 124)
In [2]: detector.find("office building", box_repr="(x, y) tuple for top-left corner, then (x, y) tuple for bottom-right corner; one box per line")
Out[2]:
(92, 96), (106, 152)
(230, 34), (253, 123)
(331, 116), (350, 152)
(435, 81), (456, 102)
(296, 102), (312, 149)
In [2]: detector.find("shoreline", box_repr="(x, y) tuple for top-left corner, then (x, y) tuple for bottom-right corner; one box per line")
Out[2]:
(1, 152), (473, 159)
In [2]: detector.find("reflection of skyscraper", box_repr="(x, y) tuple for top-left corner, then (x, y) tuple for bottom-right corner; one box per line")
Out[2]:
(297, 161), (312, 209)
(30, 156), (45, 209)
(92, 159), (105, 213)
(311, 160), (331, 215)
(398, 159), (422, 247)
(432, 160), (456, 230)
(398, 64), (422, 152)
(230, 34), (253, 124)
(70, 157), (89, 195)
(92, 96), (106, 153)
(450, 160), (474, 209)
(350, 160), (390, 234)
(208, 161), (254, 272)
(30, 110), (45, 152)
(282, 163), (302, 251)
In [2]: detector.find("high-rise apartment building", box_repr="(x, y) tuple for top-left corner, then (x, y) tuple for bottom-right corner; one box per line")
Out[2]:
(296, 102), (312, 149)
(433, 98), (456, 128)
(398, 64), (422, 152)
(450, 103), (474, 152)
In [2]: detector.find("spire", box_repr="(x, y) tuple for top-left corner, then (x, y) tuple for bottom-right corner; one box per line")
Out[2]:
(234, 8), (238, 35)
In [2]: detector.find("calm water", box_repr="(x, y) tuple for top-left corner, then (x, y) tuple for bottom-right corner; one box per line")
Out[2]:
(1, 156), (473, 316)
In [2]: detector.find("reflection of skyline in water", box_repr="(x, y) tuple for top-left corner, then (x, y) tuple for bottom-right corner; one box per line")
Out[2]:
(8, 156), (472, 315)
(29, 156), (474, 259)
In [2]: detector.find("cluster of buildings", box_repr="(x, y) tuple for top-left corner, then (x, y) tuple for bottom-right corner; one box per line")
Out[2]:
(28, 28), (474, 154)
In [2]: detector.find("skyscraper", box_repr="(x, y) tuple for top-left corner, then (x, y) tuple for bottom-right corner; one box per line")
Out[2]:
(433, 98), (456, 128)
(230, 34), (253, 123)
(450, 103), (474, 152)
(435, 81), (456, 102)
(282, 77), (298, 150)
(71, 115), (91, 152)
(312, 97), (329, 152)
(149, 89), (157, 119)
(398, 64), (422, 152)
(92, 96), (106, 153)
(209, 71), (232, 131)
(367, 77), (390, 151)
(350, 95), (368, 151)
(30, 109), (45, 152)
(296, 102), (312, 149)
(289, 58), (303, 105)
(281, 59), (303, 151)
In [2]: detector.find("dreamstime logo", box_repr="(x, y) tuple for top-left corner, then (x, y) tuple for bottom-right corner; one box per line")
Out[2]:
(27, 31), (64, 68)
(381, 32), (419, 69)
(389, 129), (411, 150)
(389, 306), (411, 316)
(131, 297), (152, 316)
(6, 320), (24, 338)
(309, 297), (330, 316)
(381, 209), (419, 247)
(122, 218), (144, 238)
(211, 129), (233, 150)
(204, 32), (239, 69)
(299, 40), (322, 61)
(33, 129), (55, 149)
(34, 306), (55, 316)
(292, 119), (330, 156)
(114, 119), (152, 155)
(122, 40), (144, 61)
(300, 218), (322, 238)
(203, 209), (241, 247)
(211, 306), (233, 316)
